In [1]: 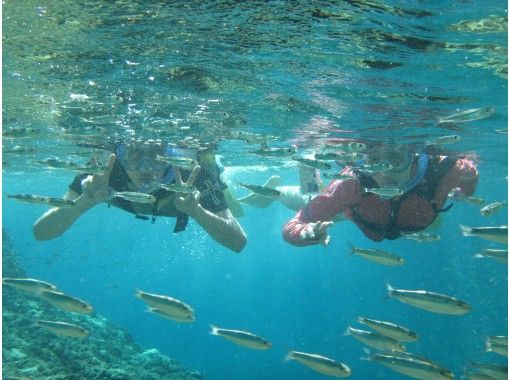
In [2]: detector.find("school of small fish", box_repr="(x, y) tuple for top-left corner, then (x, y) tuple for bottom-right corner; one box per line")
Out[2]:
(3, 32), (506, 380)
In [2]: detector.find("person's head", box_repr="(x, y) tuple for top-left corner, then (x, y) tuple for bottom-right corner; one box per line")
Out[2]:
(116, 139), (171, 192)
(365, 143), (416, 174)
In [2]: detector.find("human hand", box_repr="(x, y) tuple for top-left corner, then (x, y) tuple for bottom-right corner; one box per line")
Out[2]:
(81, 154), (116, 205)
(300, 221), (333, 247)
(173, 165), (201, 216)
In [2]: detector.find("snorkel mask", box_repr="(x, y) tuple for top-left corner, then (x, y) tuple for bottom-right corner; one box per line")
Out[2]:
(116, 142), (172, 192)
(116, 142), (199, 192)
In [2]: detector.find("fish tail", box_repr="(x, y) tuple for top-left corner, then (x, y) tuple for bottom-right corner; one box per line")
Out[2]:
(134, 289), (143, 299)
(459, 224), (472, 237)
(360, 348), (372, 361)
(357, 316), (366, 324)
(347, 242), (355, 256)
(106, 188), (115, 201)
(342, 326), (352, 337)
(210, 324), (219, 335)
(385, 282), (395, 299)
(284, 351), (295, 361)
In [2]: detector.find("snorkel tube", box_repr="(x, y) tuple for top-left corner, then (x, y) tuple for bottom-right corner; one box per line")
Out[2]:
(400, 152), (428, 194)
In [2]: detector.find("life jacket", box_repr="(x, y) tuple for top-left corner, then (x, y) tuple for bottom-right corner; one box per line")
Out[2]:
(348, 155), (455, 241)
(108, 162), (191, 232)
(109, 145), (204, 233)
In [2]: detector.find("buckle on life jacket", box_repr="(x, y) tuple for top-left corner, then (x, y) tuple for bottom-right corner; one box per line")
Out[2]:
(174, 212), (189, 233)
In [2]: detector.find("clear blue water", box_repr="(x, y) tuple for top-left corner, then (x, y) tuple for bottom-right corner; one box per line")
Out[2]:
(3, 1), (508, 379)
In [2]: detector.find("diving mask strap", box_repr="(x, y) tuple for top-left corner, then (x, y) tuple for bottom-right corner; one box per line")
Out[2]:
(400, 153), (428, 194)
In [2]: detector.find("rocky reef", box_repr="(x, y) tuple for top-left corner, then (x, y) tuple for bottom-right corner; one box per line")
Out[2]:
(2, 229), (202, 380)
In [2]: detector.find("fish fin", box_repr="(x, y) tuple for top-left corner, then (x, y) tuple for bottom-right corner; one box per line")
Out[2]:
(347, 242), (355, 256)
(342, 326), (352, 337)
(459, 224), (472, 237)
(360, 348), (373, 361)
(237, 176), (281, 208)
(134, 289), (143, 299)
(284, 351), (294, 362)
(357, 316), (366, 324)
(385, 283), (394, 300)
(210, 324), (219, 335)
(485, 338), (491, 352)
(106, 187), (116, 201)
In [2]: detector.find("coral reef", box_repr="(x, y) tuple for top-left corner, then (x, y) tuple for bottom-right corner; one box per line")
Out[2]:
(2, 229), (202, 380)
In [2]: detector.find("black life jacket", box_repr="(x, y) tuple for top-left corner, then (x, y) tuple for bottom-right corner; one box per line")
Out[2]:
(350, 156), (456, 240)
(108, 163), (189, 233)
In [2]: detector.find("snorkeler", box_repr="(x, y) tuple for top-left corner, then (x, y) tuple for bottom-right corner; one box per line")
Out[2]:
(282, 142), (479, 246)
(33, 140), (247, 253)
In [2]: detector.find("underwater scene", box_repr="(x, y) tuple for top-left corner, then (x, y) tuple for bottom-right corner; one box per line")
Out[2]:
(2, 1), (508, 379)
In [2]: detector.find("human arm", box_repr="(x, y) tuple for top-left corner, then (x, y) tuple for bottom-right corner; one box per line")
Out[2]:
(282, 178), (362, 247)
(173, 166), (247, 253)
(186, 203), (247, 253)
(33, 154), (116, 241)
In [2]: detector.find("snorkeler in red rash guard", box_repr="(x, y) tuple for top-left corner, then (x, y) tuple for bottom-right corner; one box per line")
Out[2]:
(282, 143), (479, 246)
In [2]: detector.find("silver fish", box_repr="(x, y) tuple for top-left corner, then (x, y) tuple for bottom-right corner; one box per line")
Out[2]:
(292, 156), (332, 170)
(136, 290), (195, 322)
(364, 187), (403, 198)
(314, 152), (344, 161)
(146, 307), (195, 323)
(468, 362), (508, 380)
(426, 135), (461, 146)
(486, 336), (508, 357)
(358, 163), (393, 174)
(439, 107), (495, 123)
(210, 325), (271, 350)
(460, 225), (508, 244)
(369, 353), (454, 379)
(7, 194), (75, 208)
(347, 327), (405, 352)
(39, 290), (93, 314)
(250, 146), (297, 157)
(480, 201), (507, 216)
(286, 351), (351, 377)
(387, 283), (471, 315)
(36, 320), (89, 338)
(466, 196), (485, 205)
(2, 278), (58, 294)
(349, 244), (404, 266)
(160, 184), (197, 194)
(357, 317), (419, 342)
(475, 249), (507, 264)
(155, 155), (197, 169)
(109, 190), (156, 204)
(403, 232), (441, 242)
(238, 182), (281, 198)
